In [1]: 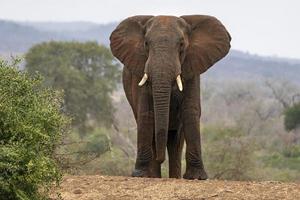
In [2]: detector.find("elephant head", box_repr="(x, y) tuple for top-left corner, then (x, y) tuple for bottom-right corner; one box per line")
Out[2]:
(110, 15), (231, 162)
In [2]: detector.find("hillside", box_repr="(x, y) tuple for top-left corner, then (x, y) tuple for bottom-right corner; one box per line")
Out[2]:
(0, 20), (67, 53)
(0, 20), (117, 53)
(53, 175), (300, 200)
(206, 50), (300, 84)
(21, 21), (118, 46)
(0, 20), (300, 84)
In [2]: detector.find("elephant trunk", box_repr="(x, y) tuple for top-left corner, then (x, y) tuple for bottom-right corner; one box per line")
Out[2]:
(152, 74), (172, 163)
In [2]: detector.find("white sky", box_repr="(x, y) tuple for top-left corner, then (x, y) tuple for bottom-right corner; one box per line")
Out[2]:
(0, 0), (299, 59)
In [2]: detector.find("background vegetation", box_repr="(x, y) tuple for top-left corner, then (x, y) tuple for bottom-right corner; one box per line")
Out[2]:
(25, 41), (120, 133)
(25, 41), (124, 174)
(201, 78), (300, 181)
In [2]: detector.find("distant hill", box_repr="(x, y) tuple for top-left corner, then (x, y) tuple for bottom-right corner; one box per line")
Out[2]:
(0, 20), (68, 53)
(0, 20), (299, 84)
(206, 50), (300, 84)
(20, 21), (118, 45)
(20, 21), (101, 32)
(0, 20), (117, 53)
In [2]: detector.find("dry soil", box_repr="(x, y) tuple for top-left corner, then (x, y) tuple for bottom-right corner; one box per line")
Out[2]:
(53, 175), (300, 200)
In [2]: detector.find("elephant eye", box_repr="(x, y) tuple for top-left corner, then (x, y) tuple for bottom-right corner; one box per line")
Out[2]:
(180, 41), (184, 48)
(179, 39), (185, 51)
(179, 38), (185, 48)
(144, 40), (149, 51)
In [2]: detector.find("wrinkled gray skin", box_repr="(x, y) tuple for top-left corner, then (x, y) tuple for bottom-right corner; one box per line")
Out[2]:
(110, 15), (231, 179)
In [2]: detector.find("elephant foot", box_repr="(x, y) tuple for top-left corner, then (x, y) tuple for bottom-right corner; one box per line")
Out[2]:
(131, 168), (151, 178)
(150, 170), (161, 178)
(169, 173), (181, 179)
(183, 166), (208, 180)
(150, 161), (162, 178)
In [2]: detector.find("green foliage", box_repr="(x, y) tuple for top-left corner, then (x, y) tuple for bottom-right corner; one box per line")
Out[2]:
(258, 151), (300, 181)
(0, 59), (69, 199)
(284, 103), (300, 131)
(55, 127), (136, 176)
(25, 41), (121, 134)
(83, 128), (111, 155)
(282, 145), (300, 158)
(202, 126), (256, 180)
(262, 152), (300, 170)
(96, 147), (134, 176)
(56, 128), (111, 172)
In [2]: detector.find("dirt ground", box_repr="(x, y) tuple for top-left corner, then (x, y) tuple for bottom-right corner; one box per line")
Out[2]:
(53, 175), (300, 200)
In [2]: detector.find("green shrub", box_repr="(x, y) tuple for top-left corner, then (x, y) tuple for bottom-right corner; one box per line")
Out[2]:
(202, 126), (256, 180)
(55, 127), (135, 176)
(96, 147), (134, 176)
(282, 145), (300, 158)
(261, 152), (300, 171)
(0, 59), (69, 199)
(56, 128), (111, 172)
(284, 103), (300, 131)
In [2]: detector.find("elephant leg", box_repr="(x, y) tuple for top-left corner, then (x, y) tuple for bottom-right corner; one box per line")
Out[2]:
(182, 77), (207, 180)
(132, 111), (154, 177)
(167, 129), (184, 178)
(150, 138), (161, 178)
(182, 113), (207, 180)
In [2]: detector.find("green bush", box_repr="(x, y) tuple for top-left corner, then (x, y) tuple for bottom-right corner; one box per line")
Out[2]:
(282, 145), (300, 158)
(261, 152), (300, 173)
(202, 126), (256, 180)
(284, 103), (300, 131)
(55, 127), (136, 176)
(96, 147), (134, 176)
(0, 59), (69, 199)
(56, 128), (111, 172)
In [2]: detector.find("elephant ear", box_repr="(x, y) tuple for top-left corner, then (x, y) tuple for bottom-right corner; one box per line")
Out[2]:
(110, 15), (153, 75)
(180, 15), (231, 79)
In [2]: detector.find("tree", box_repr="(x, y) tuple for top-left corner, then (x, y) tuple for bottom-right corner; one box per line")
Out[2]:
(0, 59), (69, 200)
(25, 41), (121, 134)
(284, 102), (300, 132)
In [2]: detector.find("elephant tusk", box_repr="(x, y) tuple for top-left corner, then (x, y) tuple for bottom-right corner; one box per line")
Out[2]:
(138, 73), (148, 86)
(176, 75), (183, 91)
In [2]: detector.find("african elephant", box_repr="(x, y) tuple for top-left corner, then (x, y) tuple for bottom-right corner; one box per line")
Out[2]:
(110, 15), (231, 179)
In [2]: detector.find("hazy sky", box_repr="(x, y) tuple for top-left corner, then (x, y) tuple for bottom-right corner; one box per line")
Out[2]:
(1, 0), (299, 58)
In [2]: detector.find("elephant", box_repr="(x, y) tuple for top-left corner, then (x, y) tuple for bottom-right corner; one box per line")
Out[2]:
(110, 15), (231, 179)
